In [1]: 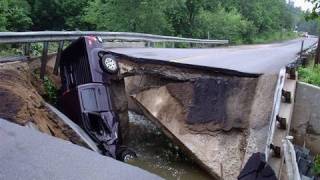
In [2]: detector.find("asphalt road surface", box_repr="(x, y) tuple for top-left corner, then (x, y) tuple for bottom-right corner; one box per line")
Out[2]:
(0, 119), (162, 180)
(108, 37), (317, 75)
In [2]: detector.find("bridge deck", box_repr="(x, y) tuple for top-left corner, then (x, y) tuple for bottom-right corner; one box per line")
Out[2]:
(108, 38), (317, 75)
(0, 119), (162, 180)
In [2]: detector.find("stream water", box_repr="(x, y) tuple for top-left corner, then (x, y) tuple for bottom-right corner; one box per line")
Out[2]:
(124, 112), (213, 180)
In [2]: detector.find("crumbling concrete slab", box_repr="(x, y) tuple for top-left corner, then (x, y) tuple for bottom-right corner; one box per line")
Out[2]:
(129, 74), (278, 179)
(118, 54), (278, 179)
(166, 77), (257, 131)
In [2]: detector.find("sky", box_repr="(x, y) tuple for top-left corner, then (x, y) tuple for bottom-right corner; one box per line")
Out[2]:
(292, 0), (313, 11)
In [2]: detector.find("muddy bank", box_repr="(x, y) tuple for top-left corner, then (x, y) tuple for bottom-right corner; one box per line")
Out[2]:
(0, 61), (88, 147)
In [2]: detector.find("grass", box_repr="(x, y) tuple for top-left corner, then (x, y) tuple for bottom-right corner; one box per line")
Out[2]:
(313, 155), (320, 176)
(252, 31), (298, 44)
(298, 62), (320, 87)
(0, 42), (67, 58)
(32, 69), (58, 105)
(0, 44), (24, 56)
(43, 76), (58, 105)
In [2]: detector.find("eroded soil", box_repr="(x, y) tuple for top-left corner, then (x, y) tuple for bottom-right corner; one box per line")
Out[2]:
(0, 61), (87, 147)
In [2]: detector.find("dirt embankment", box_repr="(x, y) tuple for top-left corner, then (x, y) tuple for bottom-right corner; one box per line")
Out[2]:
(0, 61), (88, 147)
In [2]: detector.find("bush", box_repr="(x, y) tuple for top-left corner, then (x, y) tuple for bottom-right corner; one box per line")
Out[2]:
(298, 64), (320, 87)
(252, 31), (298, 44)
(199, 8), (257, 44)
(43, 76), (58, 105)
(313, 155), (320, 176)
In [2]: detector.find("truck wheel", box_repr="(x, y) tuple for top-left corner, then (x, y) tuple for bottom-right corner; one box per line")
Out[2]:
(117, 147), (137, 162)
(100, 54), (119, 74)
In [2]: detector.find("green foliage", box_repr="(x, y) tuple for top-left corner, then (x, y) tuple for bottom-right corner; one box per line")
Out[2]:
(313, 154), (320, 175)
(199, 7), (256, 44)
(306, 0), (320, 20)
(0, 0), (33, 31)
(43, 76), (58, 105)
(298, 64), (320, 87)
(6, 0), (33, 31)
(252, 31), (298, 44)
(0, 0), (316, 44)
(0, 44), (24, 56)
(27, 0), (90, 30)
(298, 18), (320, 35)
(84, 0), (172, 34)
(164, 0), (204, 37)
(0, 0), (8, 31)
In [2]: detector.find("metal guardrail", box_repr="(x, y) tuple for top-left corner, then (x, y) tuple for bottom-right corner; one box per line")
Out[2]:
(283, 136), (301, 180)
(264, 41), (317, 163)
(265, 67), (286, 161)
(0, 31), (228, 79)
(0, 31), (229, 44)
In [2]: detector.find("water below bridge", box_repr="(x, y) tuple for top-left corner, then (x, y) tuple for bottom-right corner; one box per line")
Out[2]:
(125, 112), (213, 180)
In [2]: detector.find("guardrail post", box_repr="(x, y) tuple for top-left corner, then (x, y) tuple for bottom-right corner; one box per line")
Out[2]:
(40, 41), (49, 80)
(24, 43), (31, 57)
(300, 40), (304, 59)
(315, 37), (320, 65)
(53, 41), (64, 75)
(146, 41), (150, 47)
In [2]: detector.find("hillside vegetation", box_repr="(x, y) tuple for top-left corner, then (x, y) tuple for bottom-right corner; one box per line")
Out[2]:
(0, 0), (319, 44)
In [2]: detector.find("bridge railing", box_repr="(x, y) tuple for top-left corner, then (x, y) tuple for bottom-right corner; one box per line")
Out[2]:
(0, 31), (229, 44)
(283, 137), (301, 180)
(0, 31), (229, 78)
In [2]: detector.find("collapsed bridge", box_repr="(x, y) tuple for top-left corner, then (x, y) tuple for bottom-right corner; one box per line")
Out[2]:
(107, 37), (317, 179)
(0, 31), (318, 180)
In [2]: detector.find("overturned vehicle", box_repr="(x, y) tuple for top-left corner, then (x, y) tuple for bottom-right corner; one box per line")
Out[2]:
(58, 36), (134, 161)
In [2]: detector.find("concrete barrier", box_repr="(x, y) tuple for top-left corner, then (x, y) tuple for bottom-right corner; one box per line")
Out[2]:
(291, 82), (320, 154)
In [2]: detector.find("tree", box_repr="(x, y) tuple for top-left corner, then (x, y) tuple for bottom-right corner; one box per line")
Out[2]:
(0, 0), (8, 31)
(0, 0), (33, 31)
(237, 0), (290, 33)
(306, 0), (320, 20)
(165, 0), (204, 37)
(199, 7), (256, 43)
(27, 0), (90, 30)
(0, 0), (305, 44)
(84, 0), (172, 34)
(305, 0), (320, 64)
